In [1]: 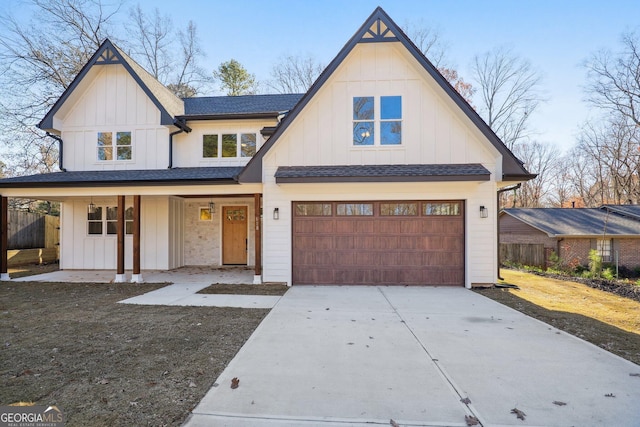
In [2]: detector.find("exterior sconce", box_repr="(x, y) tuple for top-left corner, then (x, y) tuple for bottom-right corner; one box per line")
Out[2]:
(88, 198), (96, 214)
(273, 207), (279, 220)
(208, 200), (215, 214)
(479, 205), (488, 218)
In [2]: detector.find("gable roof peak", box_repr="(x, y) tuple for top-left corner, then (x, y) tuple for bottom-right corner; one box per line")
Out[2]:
(39, 38), (183, 131)
(238, 6), (534, 183)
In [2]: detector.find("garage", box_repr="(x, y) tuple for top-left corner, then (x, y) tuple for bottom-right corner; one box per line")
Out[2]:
(292, 201), (464, 286)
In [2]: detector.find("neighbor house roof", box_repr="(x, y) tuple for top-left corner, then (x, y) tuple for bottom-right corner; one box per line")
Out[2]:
(39, 39), (184, 130)
(275, 164), (491, 183)
(180, 94), (303, 120)
(501, 208), (640, 237)
(0, 167), (242, 188)
(601, 205), (640, 221)
(238, 6), (536, 184)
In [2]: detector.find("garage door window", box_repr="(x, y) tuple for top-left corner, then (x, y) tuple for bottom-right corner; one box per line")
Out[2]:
(337, 203), (373, 216)
(423, 202), (461, 216)
(380, 202), (417, 216)
(296, 203), (332, 216)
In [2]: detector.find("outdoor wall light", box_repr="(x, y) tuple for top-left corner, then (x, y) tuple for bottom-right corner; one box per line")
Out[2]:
(88, 198), (96, 214)
(273, 207), (280, 220)
(208, 200), (215, 214)
(479, 205), (488, 218)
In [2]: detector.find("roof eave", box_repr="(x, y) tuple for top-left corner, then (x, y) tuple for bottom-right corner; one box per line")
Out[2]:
(177, 112), (280, 121)
(275, 174), (490, 184)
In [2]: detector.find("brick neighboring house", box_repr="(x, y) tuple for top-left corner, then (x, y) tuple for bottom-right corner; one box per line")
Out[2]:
(500, 205), (640, 269)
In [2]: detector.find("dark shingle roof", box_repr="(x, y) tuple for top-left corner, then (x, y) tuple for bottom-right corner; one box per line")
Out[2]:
(0, 167), (242, 188)
(182, 94), (303, 117)
(275, 164), (491, 183)
(601, 205), (640, 221)
(502, 208), (640, 236)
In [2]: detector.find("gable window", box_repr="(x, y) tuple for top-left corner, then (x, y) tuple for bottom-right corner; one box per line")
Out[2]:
(596, 238), (612, 262)
(203, 133), (258, 158)
(353, 97), (375, 145)
(97, 131), (132, 161)
(380, 96), (402, 145)
(87, 206), (133, 236)
(352, 96), (401, 146)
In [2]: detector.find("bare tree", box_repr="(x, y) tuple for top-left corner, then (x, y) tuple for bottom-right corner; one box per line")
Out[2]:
(585, 30), (640, 126)
(267, 53), (324, 93)
(0, 0), (122, 175)
(574, 115), (640, 205)
(513, 141), (562, 207)
(127, 7), (209, 97)
(402, 20), (448, 68)
(472, 46), (544, 149)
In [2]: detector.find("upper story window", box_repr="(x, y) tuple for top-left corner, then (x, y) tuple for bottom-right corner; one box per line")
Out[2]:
(97, 131), (132, 161)
(203, 133), (257, 158)
(352, 96), (402, 146)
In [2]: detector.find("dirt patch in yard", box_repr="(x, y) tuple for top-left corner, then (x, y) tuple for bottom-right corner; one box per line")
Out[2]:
(0, 281), (268, 426)
(476, 269), (640, 365)
(197, 283), (289, 296)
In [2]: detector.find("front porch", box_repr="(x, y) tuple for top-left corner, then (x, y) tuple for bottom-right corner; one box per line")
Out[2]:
(9, 265), (257, 284)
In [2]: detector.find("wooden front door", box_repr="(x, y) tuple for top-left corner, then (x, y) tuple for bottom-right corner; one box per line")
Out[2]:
(223, 206), (248, 265)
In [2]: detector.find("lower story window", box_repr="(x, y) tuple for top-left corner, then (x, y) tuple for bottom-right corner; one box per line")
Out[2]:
(337, 203), (373, 216)
(88, 206), (133, 235)
(596, 238), (612, 262)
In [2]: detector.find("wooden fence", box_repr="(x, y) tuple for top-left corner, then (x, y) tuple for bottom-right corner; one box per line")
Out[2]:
(6, 210), (60, 267)
(500, 243), (545, 268)
(7, 210), (59, 250)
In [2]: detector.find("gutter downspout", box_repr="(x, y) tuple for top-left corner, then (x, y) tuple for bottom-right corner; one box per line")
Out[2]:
(168, 119), (192, 169)
(496, 183), (521, 280)
(45, 132), (66, 172)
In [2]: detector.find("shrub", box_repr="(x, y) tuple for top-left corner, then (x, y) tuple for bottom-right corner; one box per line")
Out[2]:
(588, 249), (602, 278)
(602, 267), (616, 281)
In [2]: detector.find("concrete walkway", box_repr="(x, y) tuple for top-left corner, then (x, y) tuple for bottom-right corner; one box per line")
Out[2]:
(11, 267), (282, 309)
(184, 286), (640, 427)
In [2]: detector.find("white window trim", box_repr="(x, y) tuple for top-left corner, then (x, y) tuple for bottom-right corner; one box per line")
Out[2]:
(351, 96), (402, 147)
(87, 205), (134, 237)
(201, 132), (259, 159)
(96, 130), (133, 163)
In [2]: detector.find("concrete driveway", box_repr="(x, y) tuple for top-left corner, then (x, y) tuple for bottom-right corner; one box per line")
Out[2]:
(184, 286), (640, 427)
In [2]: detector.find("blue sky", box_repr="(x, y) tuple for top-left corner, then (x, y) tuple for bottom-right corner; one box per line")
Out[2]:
(5, 0), (639, 154)
(136, 0), (640, 152)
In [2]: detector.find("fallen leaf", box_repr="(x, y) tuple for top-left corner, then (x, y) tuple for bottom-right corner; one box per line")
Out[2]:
(231, 377), (240, 389)
(98, 378), (109, 385)
(604, 393), (615, 398)
(465, 415), (480, 426)
(188, 381), (197, 388)
(553, 401), (567, 406)
(511, 408), (526, 420)
(460, 397), (471, 404)
(389, 419), (400, 427)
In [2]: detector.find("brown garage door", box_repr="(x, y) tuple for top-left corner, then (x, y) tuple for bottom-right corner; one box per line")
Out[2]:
(292, 201), (464, 286)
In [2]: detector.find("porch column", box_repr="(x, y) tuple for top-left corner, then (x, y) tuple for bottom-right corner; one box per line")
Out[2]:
(131, 195), (143, 283)
(253, 193), (262, 284)
(115, 195), (126, 282)
(0, 196), (8, 280)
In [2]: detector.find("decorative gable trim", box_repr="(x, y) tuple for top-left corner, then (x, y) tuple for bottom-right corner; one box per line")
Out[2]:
(95, 45), (123, 64)
(39, 39), (181, 131)
(360, 17), (398, 42)
(238, 6), (534, 183)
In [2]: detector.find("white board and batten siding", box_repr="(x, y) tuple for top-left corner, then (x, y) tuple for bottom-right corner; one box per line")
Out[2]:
(60, 197), (174, 270)
(58, 64), (169, 171)
(173, 121), (277, 168)
(261, 42), (503, 287)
